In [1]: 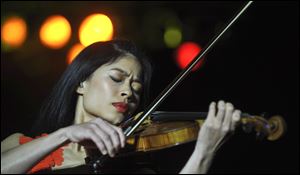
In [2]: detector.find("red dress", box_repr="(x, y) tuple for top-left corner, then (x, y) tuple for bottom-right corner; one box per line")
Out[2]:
(19, 134), (66, 174)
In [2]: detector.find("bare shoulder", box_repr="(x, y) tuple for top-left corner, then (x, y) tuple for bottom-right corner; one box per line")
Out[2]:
(1, 133), (24, 153)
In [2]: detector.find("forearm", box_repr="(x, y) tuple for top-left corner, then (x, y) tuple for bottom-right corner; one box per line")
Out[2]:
(180, 147), (214, 174)
(1, 128), (69, 174)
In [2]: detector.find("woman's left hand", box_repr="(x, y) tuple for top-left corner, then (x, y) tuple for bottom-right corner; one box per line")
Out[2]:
(195, 100), (241, 154)
(180, 100), (241, 174)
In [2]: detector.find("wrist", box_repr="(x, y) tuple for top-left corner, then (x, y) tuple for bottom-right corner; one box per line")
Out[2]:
(53, 128), (71, 146)
(194, 143), (215, 156)
(193, 146), (215, 172)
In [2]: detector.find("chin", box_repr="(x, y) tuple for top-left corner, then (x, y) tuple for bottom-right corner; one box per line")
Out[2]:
(111, 114), (125, 125)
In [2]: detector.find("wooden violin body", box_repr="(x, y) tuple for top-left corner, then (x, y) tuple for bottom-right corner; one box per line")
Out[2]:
(125, 111), (286, 153)
(127, 121), (199, 152)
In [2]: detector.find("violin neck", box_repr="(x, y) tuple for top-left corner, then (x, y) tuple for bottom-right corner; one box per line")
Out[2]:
(151, 111), (251, 122)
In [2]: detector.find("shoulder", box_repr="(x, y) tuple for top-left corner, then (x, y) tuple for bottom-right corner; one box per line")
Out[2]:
(1, 133), (24, 153)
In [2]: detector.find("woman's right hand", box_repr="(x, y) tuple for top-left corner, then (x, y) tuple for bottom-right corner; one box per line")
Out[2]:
(62, 117), (126, 157)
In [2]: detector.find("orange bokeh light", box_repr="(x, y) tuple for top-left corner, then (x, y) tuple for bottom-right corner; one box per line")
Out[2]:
(176, 42), (204, 71)
(1, 16), (27, 48)
(39, 15), (71, 49)
(79, 13), (113, 46)
(67, 43), (85, 64)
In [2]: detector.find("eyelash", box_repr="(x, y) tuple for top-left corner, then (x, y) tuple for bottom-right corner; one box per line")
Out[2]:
(110, 76), (142, 93)
(110, 76), (122, 83)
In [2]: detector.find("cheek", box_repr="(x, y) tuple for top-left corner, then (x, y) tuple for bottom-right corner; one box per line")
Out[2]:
(83, 79), (118, 115)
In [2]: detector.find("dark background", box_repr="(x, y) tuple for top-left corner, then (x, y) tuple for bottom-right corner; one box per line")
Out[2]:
(1, 1), (299, 173)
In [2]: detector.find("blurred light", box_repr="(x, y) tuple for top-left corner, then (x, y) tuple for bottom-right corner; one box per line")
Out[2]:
(67, 43), (85, 64)
(79, 13), (113, 46)
(1, 16), (27, 48)
(176, 42), (204, 71)
(164, 26), (182, 48)
(39, 15), (71, 49)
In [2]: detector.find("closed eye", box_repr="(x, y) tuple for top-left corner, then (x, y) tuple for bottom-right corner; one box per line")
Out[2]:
(132, 82), (142, 93)
(109, 75), (122, 83)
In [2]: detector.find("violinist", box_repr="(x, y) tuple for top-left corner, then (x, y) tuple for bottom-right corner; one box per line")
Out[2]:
(1, 40), (241, 174)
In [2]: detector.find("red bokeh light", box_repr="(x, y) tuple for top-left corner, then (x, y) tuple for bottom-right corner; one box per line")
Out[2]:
(176, 42), (205, 71)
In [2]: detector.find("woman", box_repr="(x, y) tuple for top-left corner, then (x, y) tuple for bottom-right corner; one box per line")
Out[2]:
(1, 40), (241, 174)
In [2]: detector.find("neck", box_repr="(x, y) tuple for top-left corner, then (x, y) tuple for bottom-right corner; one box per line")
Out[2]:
(74, 96), (94, 125)
(73, 96), (94, 153)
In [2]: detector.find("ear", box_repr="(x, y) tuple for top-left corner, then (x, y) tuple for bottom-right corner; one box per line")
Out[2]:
(76, 81), (87, 95)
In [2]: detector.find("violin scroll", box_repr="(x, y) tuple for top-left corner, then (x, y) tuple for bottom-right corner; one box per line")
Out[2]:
(241, 114), (287, 141)
(266, 115), (286, 141)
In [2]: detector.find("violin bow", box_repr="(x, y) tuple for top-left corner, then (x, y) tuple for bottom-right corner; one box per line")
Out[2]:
(124, 1), (253, 137)
(87, 1), (254, 173)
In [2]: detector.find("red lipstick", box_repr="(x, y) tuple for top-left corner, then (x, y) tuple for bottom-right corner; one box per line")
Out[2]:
(112, 102), (128, 113)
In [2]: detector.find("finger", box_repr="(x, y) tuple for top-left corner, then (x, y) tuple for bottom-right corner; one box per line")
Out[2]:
(206, 101), (216, 122)
(90, 123), (116, 157)
(99, 120), (123, 151)
(216, 100), (226, 123)
(88, 130), (107, 155)
(92, 120), (125, 153)
(111, 125), (126, 148)
(231, 110), (241, 131)
(222, 102), (234, 133)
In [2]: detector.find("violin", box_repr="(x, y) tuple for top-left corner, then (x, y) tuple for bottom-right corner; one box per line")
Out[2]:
(85, 110), (287, 173)
(125, 111), (286, 152)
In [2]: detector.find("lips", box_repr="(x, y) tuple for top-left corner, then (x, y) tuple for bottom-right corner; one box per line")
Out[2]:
(112, 102), (128, 113)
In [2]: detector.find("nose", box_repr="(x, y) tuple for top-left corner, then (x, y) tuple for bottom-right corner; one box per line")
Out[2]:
(120, 84), (133, 102)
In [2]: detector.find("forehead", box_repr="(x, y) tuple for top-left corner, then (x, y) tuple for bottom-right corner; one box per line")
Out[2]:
(94, 54), (142, 77)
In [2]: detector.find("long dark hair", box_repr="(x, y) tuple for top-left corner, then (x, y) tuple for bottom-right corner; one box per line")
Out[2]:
(31, 40), (153, 135)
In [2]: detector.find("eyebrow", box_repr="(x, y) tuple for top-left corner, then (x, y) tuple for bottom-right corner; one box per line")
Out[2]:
(110, 68), (129, 76)
(110, 68), (142, 83)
